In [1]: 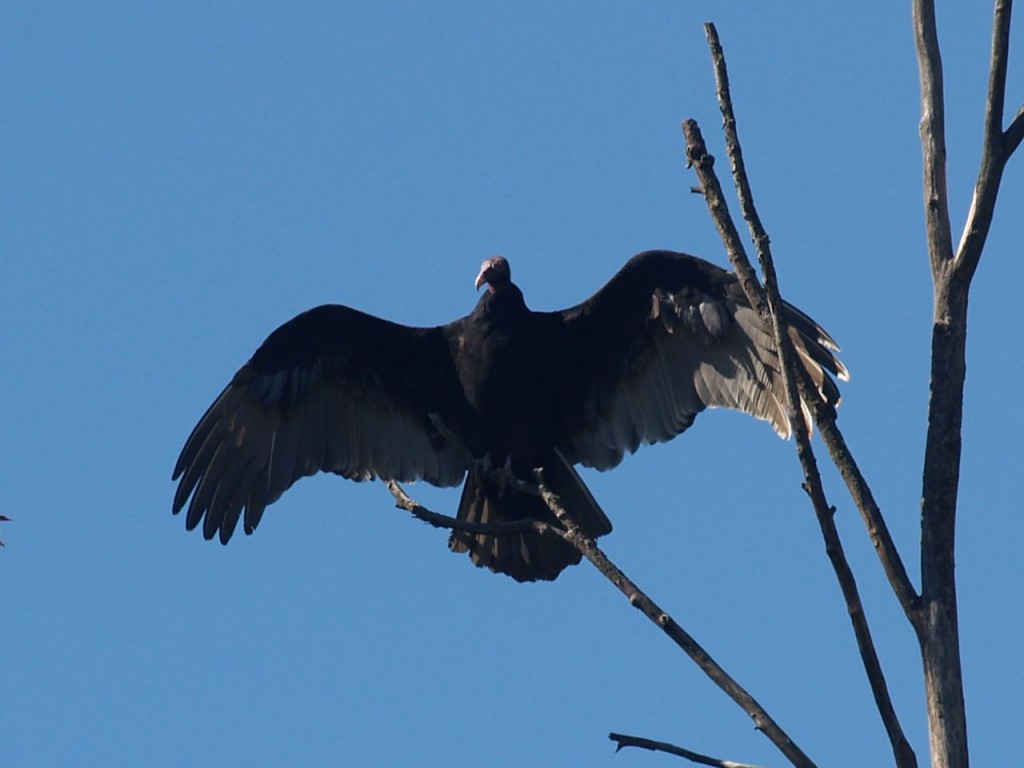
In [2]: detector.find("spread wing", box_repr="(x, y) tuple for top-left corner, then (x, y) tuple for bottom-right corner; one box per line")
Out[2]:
(172, 305), (472, 543)
(546, 250), (849, 470)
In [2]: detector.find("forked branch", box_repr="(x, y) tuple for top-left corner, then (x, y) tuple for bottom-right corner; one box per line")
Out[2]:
(912, 3), (1021, 768)
(695, 26), (919, 617)
(686, 23), (918, 768)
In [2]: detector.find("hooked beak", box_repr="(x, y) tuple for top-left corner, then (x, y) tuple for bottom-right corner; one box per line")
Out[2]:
(474, 264), (491, 291)
(475, 256), (508, 292)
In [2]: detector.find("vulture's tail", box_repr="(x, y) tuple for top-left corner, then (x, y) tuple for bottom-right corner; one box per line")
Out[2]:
(450, 449), (612, 582)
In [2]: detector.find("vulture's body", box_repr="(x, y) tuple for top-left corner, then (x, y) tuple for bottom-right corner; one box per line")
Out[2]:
(173, 251), (847, 581)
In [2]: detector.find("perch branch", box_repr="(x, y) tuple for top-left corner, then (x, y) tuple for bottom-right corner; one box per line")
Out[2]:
(388, 478), (816, 768)
(609, 732), (763, 768)
(387, 480), (546, 538)
(533, 477), (817, 768)
(689, 24), (919, 768)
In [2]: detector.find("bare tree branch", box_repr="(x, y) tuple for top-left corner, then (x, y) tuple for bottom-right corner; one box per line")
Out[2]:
(387, 478), (817, 768)
(681, 136), (768, 319)
(690, 24), (919, 768)
(813, 414), (922, 617)
(609, 732), (764, 768)
(910, 2), (1022, 767)
(386, 479), (545, 538)
(533, 479), (818, 768)
(681, 123), (916, 768)
(954, 0), (1020, 282)
(690, 23), (922, 621)
(913, 0), (956, 276)
(983, 0), (1014, 145)
(702, 24), (773, 311)
(1006, 104), (1024, 154)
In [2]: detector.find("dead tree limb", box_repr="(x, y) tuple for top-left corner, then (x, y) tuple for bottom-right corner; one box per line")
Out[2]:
(534, 479), (818, 768)
(697, 25), (920, 617)
(387, 480), (543, 538)
(682, 116), (916, 768)
(913, 10), (971, 766)
(388, 478), (817, 768)
(686, 24), (918, 768)
(913, 3), (1021, 767)
(609, 732), (764, 768)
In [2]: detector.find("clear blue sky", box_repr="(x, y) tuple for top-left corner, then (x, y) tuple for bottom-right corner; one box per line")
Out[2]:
(4, 3), (1022, 766)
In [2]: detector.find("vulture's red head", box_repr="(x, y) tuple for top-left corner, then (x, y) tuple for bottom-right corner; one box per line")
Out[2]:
(475, 256), (511, 293)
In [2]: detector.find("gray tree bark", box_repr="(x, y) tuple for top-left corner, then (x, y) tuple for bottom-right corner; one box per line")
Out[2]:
(913, 1), (1022, 766)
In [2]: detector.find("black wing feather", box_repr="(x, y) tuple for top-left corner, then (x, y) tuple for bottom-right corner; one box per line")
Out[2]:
(172, 305), (472, 542)
(546, 251), (848, 470)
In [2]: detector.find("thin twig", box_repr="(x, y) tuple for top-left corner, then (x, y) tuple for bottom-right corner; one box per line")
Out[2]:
(682, 122), (768, 320)
(698, 24), (919, 768)
(681, 121), (915, 768)
(609, 732), (764, 768)
(385, 479), (544, 536)
(814, 412), (921, 617)
(954, 0), (1020, 281)
(913, 0), (955, 277)
(1006, 105), (1024, 154)
(535, 479), (817, 768)
(386, 480), (546, 537)
(983, 0), (1013, 146)
(388, 478), (816, 768)
(681, 120), (919, 616)
(689, 33), (917, 617)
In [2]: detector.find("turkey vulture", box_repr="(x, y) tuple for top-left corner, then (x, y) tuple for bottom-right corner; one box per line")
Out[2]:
(172, 250), (847, 581)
